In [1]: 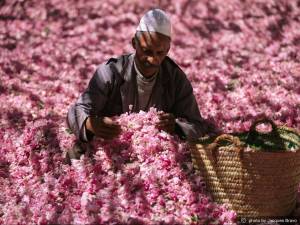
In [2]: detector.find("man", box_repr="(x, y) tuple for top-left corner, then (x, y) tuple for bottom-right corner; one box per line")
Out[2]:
(66, 9), (211, 160)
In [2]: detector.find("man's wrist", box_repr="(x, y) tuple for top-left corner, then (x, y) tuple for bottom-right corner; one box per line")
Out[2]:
(85, 117), (95, 134)
(174, 122), (186, 140)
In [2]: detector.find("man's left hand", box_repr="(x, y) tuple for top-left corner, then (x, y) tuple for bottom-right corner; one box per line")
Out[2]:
(156, 112), (175, 134)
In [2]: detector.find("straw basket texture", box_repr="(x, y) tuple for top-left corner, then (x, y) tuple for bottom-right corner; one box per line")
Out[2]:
(190, 119), (300, 218)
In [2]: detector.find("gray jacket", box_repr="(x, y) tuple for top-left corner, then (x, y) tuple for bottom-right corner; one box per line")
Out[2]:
(67, 54), (209, 142)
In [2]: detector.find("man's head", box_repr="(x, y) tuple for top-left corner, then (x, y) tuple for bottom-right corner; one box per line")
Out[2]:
(132, 9), (171, 77)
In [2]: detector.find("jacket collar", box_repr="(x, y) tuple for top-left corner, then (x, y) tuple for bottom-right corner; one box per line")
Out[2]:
(121, 53), (170, 84)
(120, 53), (171, 112)
(119, 54), (136, 112)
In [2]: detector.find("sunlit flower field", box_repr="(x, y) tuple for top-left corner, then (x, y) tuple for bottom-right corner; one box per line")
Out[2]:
(1, 0), (299, 224)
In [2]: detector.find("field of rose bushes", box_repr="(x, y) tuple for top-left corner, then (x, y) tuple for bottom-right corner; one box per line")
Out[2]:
(0, 0), (300, 224)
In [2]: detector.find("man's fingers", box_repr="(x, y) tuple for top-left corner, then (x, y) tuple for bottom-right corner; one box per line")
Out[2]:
(157, 122), (175, 132)
(87, 116), (122, 140)
(95, 120), (121, 138)
(158, 114), (175, 125)
(92, 123), (120, 135)
(103, 117), (120, 127)
(157, 119), (175, 128)
(98, 133), (114, 140)
(101, 133), (116, 140)
(101, 118), (121, 131)
(102, 125), (121, 133)
(157, 120), (172, 126)
(159, 113), (175, 120)
(157, 113), (175, 133)
(96, 126), (121, 135)
(95, 129), (120, 139)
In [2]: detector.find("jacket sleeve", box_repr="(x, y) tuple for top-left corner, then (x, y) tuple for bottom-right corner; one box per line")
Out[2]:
(172, 69), (211, 141)
(67, 63), (113, 142)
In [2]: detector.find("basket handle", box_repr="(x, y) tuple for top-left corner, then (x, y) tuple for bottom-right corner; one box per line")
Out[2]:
(247, 116), (281, 142)
(214, 134), (242, 147)
(208, 134), (243, 158)
(249, 116), (277, 135)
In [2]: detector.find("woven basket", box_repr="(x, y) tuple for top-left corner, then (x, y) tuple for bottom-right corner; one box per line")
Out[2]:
(190, 119), (300, 218)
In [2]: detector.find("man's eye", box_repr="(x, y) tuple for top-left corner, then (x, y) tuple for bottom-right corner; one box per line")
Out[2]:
(143, 50), (152, 55)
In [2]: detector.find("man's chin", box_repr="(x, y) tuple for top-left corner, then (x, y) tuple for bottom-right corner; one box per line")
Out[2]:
(141, 67), (159, 77)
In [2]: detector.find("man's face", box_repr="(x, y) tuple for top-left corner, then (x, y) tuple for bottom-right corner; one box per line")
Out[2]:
(132, 31), (171, 77)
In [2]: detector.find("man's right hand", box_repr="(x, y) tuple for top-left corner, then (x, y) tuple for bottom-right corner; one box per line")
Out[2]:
(85, 116), (121, 140)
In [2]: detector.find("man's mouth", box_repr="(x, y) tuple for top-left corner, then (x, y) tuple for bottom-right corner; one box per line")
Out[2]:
(143, 62), (159, 69)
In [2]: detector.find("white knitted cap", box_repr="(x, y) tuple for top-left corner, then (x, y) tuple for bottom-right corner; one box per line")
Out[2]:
(136, 9), (171, 38)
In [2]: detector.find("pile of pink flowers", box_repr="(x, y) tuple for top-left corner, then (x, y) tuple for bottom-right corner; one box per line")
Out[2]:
(0, 109), (236, 224)
(0, 0), (300, 224)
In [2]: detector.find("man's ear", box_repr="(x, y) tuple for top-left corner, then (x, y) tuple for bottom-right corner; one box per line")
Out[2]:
(131, 37), (136, 50)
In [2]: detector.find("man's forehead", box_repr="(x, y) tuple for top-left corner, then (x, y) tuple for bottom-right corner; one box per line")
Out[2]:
(137, 31), (170, 47)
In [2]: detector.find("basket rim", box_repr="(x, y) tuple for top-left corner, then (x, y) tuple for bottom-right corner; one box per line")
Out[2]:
(191, 143), (300, 154)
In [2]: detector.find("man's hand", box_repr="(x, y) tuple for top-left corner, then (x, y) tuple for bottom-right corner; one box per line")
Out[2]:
(156, 112), (175, 134)
(85, 116), (121, 140)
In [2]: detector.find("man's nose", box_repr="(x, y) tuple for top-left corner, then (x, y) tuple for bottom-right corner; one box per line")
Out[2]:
(147, 56), (160, 66)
